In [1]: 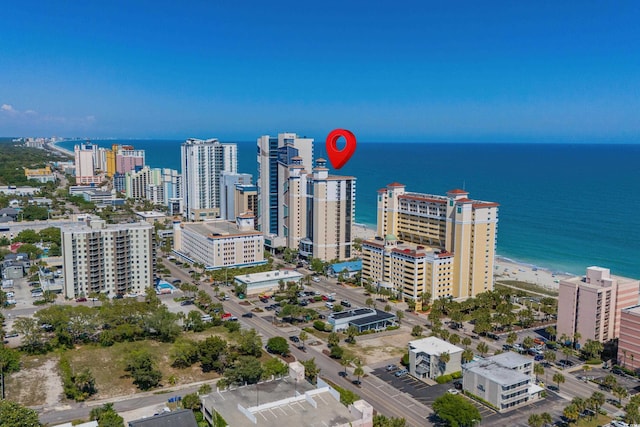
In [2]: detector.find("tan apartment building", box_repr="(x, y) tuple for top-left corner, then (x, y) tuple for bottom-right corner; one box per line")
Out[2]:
(363, 183), (498, 303)
(557, 266), (639, 346)
(234, 184), (258, 225)
(173, 215), (266, 270)
(61, 219), (154, 299)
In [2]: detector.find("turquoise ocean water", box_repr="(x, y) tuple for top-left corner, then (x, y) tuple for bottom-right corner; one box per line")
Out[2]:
(60, 140), (640, 278)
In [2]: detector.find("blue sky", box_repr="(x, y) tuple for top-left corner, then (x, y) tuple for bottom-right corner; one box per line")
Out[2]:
(1, 1), (639, 142)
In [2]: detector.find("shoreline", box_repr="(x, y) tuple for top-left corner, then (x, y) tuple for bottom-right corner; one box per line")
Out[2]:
(46, 140), (75, 157)
(352, 223), (574, 290)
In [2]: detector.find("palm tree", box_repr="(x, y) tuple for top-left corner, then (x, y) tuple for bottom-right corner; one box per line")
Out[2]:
(462, 337), (472, 348)
(462, 348), (474, 363)
(346, 325), (358, 344)
(439, 351), (450, 373)
(544, 350), (556, 367)
(340, 356), (352, 376)
(534, 363), (544, 382)
(477, 342), (489, 357)
(563, 404), (579, 425)
(613, 385), (628, 406)
(353, 359), (364, 384)
(540, 412), (553, 427)
(299, 330), (308, 348)
(545, 326), (556, 341)
(571, 397), (586, 417)
(396, 310), (404, 324)
(561, 346), (573, 368)
(552, 373), (565, 391)
(439, 329), (450, 341)
(572, 332), (582, 349)
(590, 391), (605, 414)
(528, 413), (543, 427)
(603, 374), (617, 390)
(506, 332), (517, 346)
(449, 334), (461, 346)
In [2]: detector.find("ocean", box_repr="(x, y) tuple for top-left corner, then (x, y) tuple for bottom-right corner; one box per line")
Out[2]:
(59, 140), (640, 279)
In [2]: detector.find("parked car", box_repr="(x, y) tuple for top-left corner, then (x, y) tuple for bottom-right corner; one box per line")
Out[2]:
(76, 297), (88, 302)
(453, 380), (463, 390)
(242, 312), (254, 318)
(386, 364), (397, 371)
(340, 300), (351, 308)
(312, 276), (320, 283)
(395, 369), (408, 378)
(534, 354), (544, 361)
(447, 389), (459, 395)
(289, 336), (300, 343)
(180, 300), (194, 306)
(352, 379), (362, 386)
(339, 371), (348, 377)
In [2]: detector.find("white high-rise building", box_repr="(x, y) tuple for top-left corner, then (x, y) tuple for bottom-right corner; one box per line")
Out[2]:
(61, 219), (154, 299)
(219, 172), (252, 220)
(181, 138), (237, 221)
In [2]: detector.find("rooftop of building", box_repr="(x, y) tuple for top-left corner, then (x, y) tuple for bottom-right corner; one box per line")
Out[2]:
(60, 219), (153, 232)
(621, 304), (640, 316)
(128, 409), (198, 427)
(482, 351), (532, 369)
(362, 238), (451, 259)
(330, 307), (376, 320)
(329, 260), (363, 272)
(409, 336), (464, 355)
(182, 220), (261, 238)
(200, 377), (354, 427)
(134, 211), (167, 218)
(463, 360), (531, 386)
(348, 309), (397, 326)
(560, 266), (640, 288)
(235, 269), (303, 284)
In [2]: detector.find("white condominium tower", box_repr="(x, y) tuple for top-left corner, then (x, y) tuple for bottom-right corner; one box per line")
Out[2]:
(181, 138), (237, 221)
(61, 219), (154, 299)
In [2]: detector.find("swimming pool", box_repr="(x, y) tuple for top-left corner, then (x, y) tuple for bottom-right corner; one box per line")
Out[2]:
(156, 281), (177, 291)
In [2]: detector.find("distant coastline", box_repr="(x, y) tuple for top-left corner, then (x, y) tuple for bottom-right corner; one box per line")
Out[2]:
(47, 140), (75, 157)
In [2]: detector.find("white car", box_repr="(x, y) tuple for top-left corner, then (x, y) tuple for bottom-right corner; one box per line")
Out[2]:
(312, 277), (320, 283)
(447, 389), (459, 395)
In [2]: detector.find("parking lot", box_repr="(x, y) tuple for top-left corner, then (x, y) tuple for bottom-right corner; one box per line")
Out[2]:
(580, 366), (640, 394)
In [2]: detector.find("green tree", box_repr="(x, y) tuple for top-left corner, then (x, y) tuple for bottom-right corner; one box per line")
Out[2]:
(476, 342), (489, 356)
(300, 358), (320, 383)
(144, 306), (181, 342)
(346, 325), (359, 344)
(266, 336), (290, 356)
(0, 346), (21, 396)
(224, 356), (263, 385)
(449, 334), (461, 346)
(540, 412), (553, 427)
(406, 298), (416, 312)
(613, 385), (628, 405)
(396, 310), (404, 324)
(372, 414), (407, 427)
(328, 332), (340, 347)
(16, 243), (43, 259)
(170, 339), (200, 368)
(506, 332), (518, 346)
(125, 348), (162, 390)
(89, 403), (125, 427)
(534, 363), (544, 382)
(12, 317), (47, 353)
(353, 360), (365, 384)
(263, 357), (288, 379)
(522, 336), (534, 350)
(432, 393), (481, 427)
(552, 372), (565, 392)
(182, 392), (201, 410)
(237, 329), (263, 357)
(462, 337), (472, 348)
(199, 383), (212, 395)
(199, 336), (228, 373)
(330, 344), (345, 359)
(543, 350), (556, 366)
(365, 297), (374, 308)
(0, 400), (41, 427)
(462, 348), (474, 363)
(528, 413), (543, 427)
(299, 330), (308, 347)
(589, 391), (605, 414)
(562, 403), (579, 424)
(411, 325), (423, 337)
(602, 374), (617, 390)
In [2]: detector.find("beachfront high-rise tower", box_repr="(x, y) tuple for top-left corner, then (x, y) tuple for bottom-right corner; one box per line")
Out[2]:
(257, 133), (355, 261)
(362, 183), (499, 304)
(181, 138), (237, 221)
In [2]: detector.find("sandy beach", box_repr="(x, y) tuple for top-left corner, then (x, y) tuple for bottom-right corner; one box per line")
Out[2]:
(46, 140), (75, 157)
(353, 223), (573, 291)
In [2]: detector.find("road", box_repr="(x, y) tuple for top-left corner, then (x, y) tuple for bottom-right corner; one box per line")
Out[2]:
(163, 258), (433, 425)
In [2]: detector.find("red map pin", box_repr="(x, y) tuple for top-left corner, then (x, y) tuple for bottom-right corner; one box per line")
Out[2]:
(325, 129), (357, 169)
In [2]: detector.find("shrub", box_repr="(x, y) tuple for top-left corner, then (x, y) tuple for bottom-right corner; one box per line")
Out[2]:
(401, 352), (410, 366)
(451, 371), (462, 379)
(586, 358), (603, 365)
(313, 320), (326, 331)
(386, 325), (400, 331)
(329, 381), (360, 406)
(436, 374), (453, 384)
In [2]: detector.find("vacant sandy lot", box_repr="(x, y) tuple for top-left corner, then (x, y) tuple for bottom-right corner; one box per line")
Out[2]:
(347, 329), (414, 365)
(7, 356), (63, 408)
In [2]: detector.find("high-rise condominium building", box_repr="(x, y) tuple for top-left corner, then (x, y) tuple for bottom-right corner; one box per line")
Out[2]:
(74, 142), (102, 185)
(61, 219), (154, 299)
(219, 172), (252, 220)
(557, 267), (639, 346)
(257, 133), (355, 261)
(234, 184), (258, 225)
(362, 183), (498, 304)
(257, 133), (313, 243)
(181, 138), (237, 221)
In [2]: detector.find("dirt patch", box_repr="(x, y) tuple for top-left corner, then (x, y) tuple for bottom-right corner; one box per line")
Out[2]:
(348, 331), (414, 365)
(6, 355), (63, 407)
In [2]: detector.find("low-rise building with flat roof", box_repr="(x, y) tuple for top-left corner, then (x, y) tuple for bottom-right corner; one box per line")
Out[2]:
(200, 362), (373, 427)
(128, 409), (197, 427)
(328, 260), (362, 278)
(408, 337), (463, 381)
(134, 211), (168, 224)
(328, 308), (397, 332)
(462, 352), (542, 412)
(234, 269), (303, 296)
(173, 215), (265, 270)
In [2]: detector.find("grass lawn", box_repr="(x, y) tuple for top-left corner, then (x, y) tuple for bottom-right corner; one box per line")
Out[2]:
(573, 414), (612, 427)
